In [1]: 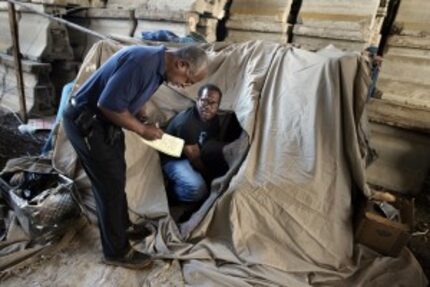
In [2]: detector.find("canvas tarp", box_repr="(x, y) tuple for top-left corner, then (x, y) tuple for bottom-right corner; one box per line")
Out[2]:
(46, 39), (427, 286)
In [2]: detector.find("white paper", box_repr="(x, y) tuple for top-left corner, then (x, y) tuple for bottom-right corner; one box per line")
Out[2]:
(140, 133), (184, 157)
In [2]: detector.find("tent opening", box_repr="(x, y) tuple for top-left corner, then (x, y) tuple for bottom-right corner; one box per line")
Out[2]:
(163, 109), (245, 225)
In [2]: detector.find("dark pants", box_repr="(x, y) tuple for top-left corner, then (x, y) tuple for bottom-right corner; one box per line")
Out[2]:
(63, 103), (130, 259)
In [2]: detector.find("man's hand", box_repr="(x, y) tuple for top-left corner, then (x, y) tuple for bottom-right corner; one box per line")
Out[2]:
(141, 124), (163, 140)
(183, 144), (200, 161)
(183, 144), (209, 175)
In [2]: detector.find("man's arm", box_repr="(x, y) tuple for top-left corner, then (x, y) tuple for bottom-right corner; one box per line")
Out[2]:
(136, 105), (147, 122)
(183, 144), (209, 175)
(98, 105), (163, 140)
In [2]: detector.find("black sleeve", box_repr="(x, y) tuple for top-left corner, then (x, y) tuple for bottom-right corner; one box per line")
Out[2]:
(165, 116), (179, 136)
(165, 108), (190, 137)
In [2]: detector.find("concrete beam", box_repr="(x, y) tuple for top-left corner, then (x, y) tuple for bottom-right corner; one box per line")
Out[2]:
(132, 0), (227, 21)
(0, 53), (51, 74)
(377, 0), (430, 110)
(366, 122), (430, 194)
(225, 0), (292, 43)
(226, 30), (287, 44)
(367, 98), (430, 133)
(292, 0), (379, 51)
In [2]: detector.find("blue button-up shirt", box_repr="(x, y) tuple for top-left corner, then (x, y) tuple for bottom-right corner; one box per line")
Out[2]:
(73, 45), (166, 115)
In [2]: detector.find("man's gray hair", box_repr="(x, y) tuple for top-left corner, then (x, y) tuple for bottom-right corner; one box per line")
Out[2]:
(174, 46), (208, 76)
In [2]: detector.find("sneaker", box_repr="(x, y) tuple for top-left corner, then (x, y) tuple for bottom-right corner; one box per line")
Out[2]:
(103, 249), (153, 269)
(126, 223), (151, 240)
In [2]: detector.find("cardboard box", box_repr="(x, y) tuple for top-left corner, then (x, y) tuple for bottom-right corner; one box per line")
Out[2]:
(355, 198), (414, 257)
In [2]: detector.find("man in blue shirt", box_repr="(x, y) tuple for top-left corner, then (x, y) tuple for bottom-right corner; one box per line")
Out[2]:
(62, 44), (208, 269)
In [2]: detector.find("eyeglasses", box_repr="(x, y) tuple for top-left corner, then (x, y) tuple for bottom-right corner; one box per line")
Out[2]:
(198, 98), (219, 108)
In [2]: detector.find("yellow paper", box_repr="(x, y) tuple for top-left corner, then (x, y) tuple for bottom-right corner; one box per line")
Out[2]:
(140, 133), (184, 157)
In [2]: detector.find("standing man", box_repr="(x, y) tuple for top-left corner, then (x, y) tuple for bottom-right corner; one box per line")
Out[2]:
(62, 44), (208, 269)
(161, 84), (227, 209)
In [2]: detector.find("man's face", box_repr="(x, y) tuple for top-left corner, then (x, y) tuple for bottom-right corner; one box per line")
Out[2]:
(166, 59), (207, 88)
(197, 88), (221, 122)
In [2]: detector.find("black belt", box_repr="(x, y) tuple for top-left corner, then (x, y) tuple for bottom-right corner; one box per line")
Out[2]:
(69, 98), (99, 122)
(69, 98), (122, 146)
(70, 97), (120, 128)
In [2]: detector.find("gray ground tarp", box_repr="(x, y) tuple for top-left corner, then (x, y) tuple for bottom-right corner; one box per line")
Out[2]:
(50, 40), (427, 286)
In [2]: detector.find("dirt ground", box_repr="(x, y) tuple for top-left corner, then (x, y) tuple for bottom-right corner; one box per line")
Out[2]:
(0, 107), (429, 282)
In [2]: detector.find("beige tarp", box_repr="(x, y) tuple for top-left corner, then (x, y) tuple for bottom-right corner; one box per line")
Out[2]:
(48, 40), (427, 286)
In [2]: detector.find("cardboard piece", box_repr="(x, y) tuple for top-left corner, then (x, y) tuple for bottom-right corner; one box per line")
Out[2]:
(355, 198), (414, 257)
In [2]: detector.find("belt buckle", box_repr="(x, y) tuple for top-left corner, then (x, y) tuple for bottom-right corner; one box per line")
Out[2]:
(70, 97), (77, 107)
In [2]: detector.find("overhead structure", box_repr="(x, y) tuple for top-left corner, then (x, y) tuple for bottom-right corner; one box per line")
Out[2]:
(292, 0), (379, 51)
(132, 0), (229, 42)
(225, 0), (293, 43)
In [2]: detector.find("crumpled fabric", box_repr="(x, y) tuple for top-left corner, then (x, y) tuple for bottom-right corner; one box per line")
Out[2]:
(49, 39), (427, 286)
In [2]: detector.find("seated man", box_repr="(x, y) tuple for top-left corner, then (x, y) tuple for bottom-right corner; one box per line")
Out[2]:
(161, 83), (227, 206)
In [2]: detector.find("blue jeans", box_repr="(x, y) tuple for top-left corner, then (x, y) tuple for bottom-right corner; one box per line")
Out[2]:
(42, 81), (74, 154)
(163, 159), (208, 203)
